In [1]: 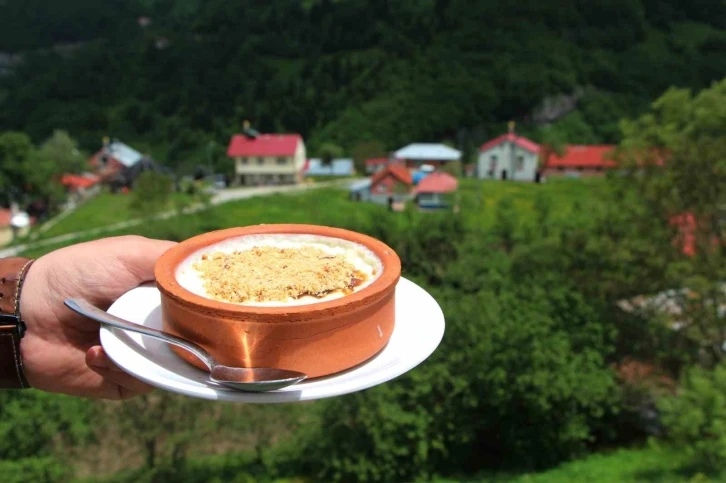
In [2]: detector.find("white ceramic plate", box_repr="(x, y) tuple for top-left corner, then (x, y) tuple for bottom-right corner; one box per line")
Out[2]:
(101, 277), (445, 403)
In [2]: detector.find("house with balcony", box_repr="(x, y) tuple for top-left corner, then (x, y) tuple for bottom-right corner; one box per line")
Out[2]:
(227, 128), (306, 186)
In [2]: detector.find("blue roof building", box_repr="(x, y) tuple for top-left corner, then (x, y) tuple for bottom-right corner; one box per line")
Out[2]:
(304, 158), (355, 176)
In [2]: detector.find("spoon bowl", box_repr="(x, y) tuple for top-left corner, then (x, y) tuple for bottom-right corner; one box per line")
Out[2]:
(64, 298), (307, 393)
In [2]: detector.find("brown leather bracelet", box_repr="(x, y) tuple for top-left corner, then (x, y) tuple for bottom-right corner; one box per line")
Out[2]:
(0, 257), (34, 389)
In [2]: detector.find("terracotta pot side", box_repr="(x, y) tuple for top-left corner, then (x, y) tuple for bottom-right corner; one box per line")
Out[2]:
(154, 224), (401, 378)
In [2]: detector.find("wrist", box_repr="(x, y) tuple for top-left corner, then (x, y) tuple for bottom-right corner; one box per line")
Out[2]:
(0, 256), (35, 389)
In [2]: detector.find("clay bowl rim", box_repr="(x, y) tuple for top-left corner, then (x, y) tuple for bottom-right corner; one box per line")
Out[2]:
(154, 224), (401, 322)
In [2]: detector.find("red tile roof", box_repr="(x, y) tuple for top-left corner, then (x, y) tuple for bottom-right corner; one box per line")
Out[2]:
(227, 134), (302, 157)
(480, 133), (541, 154)
(61, 173), (100, 190)
(365, 157), (389, 166)
(545, 145), (617, 169)
(371, 164), (412, 187)
(415, 171), (458, 194)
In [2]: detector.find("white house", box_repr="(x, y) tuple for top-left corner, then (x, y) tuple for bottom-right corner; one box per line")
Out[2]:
(478, 129), (541, 182)
(227, 131), (306, 186)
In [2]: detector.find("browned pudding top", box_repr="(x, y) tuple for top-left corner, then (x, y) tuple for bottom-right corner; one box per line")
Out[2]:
(192, 246), (366, 304)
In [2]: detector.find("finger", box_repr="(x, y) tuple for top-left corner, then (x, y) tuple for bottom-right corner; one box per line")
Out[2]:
(86, 346), (124, 373)
(86, 347), (155, 399)
(87, 366), (156, 400)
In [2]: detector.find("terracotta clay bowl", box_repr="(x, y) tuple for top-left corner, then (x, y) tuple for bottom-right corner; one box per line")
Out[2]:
(154, 224), (401, 379)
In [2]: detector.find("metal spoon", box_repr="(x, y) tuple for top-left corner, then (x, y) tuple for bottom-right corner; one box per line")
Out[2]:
(64, 298), (307, 392)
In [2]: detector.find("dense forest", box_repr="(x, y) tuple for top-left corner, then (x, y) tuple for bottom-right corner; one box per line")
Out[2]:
(3, 0), (726, 172)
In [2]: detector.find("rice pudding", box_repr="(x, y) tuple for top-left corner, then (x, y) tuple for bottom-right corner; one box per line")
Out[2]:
(176, 234), (382, 306)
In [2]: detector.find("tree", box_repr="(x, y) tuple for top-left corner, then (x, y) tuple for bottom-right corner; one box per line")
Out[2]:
(109, 392), (215, 469)
(26, 130), (87, 211)
(36, 130), (86, 174)
(0, 131), (33, 206)
(536, 126), (566, 177)
(317, 142), (343, 166)
(614, 79), (726, 367)
(440, 160), (463, 178)
(129, 171), (173, 217)
(351, 140), (387, 175)
(493, 196), (518, 252)
(658, 363), (726, 472)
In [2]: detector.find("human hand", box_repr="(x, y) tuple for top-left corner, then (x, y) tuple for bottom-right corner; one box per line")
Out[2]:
(19, 235), (176, 400)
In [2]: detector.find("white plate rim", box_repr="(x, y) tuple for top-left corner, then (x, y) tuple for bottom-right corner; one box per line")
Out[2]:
(101, 277), (445, 403)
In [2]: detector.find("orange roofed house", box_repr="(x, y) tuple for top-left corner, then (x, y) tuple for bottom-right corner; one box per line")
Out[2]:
(60, 173), (101, 203)
(227, 126), (306, 186)
(542, 145), (617, 178)
(369, 164), (414, 209)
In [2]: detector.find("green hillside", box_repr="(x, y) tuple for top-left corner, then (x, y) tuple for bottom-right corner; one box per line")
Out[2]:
(22, 177), (600, 250)
(3, 0), (726, 171)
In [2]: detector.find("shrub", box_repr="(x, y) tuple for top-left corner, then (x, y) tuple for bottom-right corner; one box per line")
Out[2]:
(294, 283), (618, 482)
(129, 171), (174, 217)
(0, 457), (69, 483)
(658, 363), (726, 472)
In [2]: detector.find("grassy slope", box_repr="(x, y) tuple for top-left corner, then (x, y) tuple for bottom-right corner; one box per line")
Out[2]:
(458, 177), (606, 226)
(435, 445), (720, 483)
(20, 188), (383, 258)
(36, 191), (193, 240)
(84, 444), (720, 482)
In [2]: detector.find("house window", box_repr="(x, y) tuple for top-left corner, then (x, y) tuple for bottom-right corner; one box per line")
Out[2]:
(516, 155), (524, 171)
(241, 157), (248, 165)
(276, 157), (287, 165)
(490, 155), (498, 173)
(100, 154), (108, 167)
(257, 157), (264, 165)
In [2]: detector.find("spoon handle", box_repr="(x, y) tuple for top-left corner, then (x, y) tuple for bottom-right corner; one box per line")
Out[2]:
(64, 298), (215, 371)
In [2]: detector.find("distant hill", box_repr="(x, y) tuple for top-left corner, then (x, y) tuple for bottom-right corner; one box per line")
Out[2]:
(2, 0), (726, 171)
